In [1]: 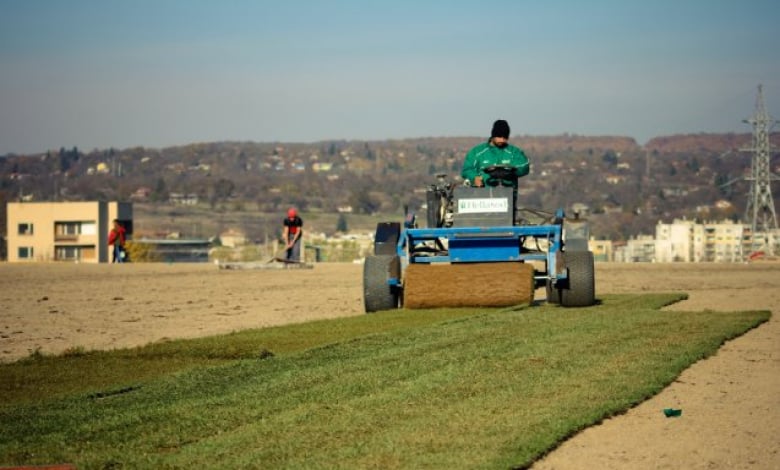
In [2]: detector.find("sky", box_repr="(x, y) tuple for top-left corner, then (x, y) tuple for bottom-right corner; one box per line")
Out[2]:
(1, 0), (779, 155)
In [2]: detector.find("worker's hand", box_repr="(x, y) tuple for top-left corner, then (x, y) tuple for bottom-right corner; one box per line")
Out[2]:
(474, 175), (484, 187)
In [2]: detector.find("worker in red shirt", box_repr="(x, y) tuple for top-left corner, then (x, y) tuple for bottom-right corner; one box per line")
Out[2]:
(108, 219), (126, 263)
(282, 208), (303, 262)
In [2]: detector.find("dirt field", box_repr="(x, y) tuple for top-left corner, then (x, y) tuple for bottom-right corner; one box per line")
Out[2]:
(1, 261), (778, 469)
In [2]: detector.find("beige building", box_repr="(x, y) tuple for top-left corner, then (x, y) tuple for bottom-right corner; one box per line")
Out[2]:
(588, 238), (613, 262)
(6, 201), (132, 263)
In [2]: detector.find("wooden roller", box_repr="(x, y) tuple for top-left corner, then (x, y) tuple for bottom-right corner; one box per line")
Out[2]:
(403, 262), (535, 309)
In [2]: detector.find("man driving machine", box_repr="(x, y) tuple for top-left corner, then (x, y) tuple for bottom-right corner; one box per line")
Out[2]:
(461, 119), (530, 188)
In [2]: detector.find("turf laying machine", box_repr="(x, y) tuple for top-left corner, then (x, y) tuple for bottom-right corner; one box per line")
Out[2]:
(363, 167), (596, 312)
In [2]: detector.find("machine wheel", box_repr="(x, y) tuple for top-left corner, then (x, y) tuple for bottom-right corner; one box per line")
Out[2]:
(559, 251), (595, 307)
(363, 255), (400, 313)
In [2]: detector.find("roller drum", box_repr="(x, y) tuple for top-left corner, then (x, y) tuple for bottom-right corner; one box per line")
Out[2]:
(403, 262), (534, 309)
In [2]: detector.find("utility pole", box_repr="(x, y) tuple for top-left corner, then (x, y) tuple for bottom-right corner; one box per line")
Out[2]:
(741, 84), (779, 253)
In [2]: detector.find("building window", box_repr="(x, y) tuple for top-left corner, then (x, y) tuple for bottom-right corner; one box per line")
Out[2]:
(56, 222), (82, 236)
(55, 246), (80, 261)
(18, 247), (34, 259)
(53, 245), (95, 261)
(54, 221), (96, 241)
(18, 223), (33, 235)
(81, 222), (97, 235)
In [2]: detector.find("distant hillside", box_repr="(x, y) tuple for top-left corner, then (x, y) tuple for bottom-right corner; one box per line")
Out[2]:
(518, 135), (639, 154)
(1, 132), (777, 247)
(645, 132), (780, 154)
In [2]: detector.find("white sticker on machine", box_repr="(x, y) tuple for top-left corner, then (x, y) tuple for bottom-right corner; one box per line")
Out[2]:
(457, 198), (509, 213)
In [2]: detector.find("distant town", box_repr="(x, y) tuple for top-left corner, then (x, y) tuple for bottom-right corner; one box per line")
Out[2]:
(2, 94), (778, 263)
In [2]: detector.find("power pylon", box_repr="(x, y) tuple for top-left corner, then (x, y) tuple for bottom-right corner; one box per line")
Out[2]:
(741, 84), (779, 251)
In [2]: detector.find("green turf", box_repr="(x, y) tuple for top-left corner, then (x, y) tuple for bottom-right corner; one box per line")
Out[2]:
(0, 293), (770, 469)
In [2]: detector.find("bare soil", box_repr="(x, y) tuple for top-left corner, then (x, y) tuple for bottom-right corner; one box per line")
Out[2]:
(1, 261), (778, 469)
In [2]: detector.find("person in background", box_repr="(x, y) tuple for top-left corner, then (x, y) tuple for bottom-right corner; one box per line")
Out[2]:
(108, 219), (126, 263)
(282, 208), (303, 262)
(461, 119), (530, 188)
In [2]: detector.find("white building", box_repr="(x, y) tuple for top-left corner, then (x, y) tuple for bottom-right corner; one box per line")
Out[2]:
(655, 219), (698, 262)
(702, 220), (747, 262)
(614, 235), (656, 262)
(655, 218), (751, 263)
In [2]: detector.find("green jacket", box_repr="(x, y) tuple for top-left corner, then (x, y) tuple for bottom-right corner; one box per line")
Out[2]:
(461, 140), (530, 187)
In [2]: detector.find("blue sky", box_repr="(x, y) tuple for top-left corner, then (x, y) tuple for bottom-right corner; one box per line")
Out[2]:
(1, 0), (779, 154)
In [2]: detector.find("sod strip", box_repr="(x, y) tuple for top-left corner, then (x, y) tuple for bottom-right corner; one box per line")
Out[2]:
(0, 294), (769, 469)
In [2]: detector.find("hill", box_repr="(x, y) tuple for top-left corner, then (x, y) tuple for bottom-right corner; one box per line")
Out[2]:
(1, 132), (778, 245)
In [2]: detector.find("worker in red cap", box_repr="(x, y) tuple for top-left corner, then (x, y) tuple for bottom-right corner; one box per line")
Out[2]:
(282, 207), (303, 262)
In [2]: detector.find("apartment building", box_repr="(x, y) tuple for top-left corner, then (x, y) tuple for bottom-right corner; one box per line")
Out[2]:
(655, 219), (699, 262)
(614, 235), (656, 262)
(6, 201), (132, 263)
(701, 220), (748, 262)
(654, 218), (778, 262)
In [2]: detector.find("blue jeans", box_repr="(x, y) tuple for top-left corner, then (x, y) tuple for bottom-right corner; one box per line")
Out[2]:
(113, 244), (124, 263)
(286, 237), (301, 261)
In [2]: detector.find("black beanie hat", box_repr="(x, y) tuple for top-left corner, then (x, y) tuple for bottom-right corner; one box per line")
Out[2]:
(491, 119), (510, 139)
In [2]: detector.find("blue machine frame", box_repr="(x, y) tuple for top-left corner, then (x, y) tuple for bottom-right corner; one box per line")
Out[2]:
(388, 209), (568, 289)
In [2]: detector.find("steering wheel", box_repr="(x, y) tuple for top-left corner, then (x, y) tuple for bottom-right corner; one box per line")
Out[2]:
(483, 165), (518, 182)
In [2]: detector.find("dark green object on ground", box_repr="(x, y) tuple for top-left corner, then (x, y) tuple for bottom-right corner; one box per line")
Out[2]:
(663, 408), (683, 417)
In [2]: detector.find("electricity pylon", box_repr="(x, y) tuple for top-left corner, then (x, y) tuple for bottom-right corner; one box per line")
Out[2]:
(741, 84), (779, 253)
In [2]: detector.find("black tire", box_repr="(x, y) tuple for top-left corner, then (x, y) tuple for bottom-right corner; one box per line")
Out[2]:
(559, 251), (595, 307)
(363, 255), (400, 313)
